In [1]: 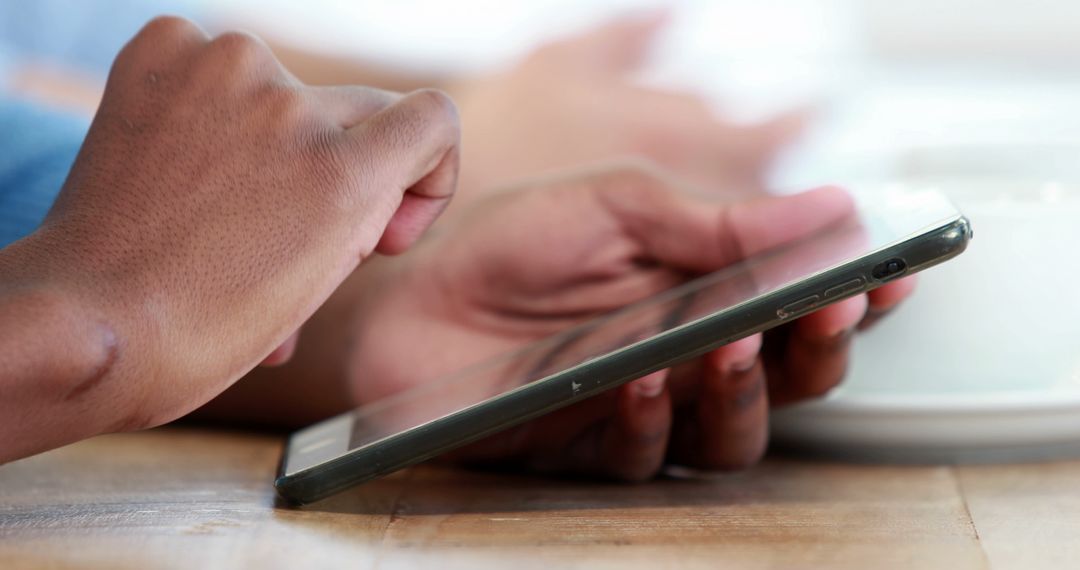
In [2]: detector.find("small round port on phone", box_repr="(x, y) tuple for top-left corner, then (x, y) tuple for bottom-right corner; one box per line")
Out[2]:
(871, 257), (907, 281)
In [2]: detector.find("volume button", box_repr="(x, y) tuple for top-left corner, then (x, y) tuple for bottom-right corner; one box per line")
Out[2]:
(777, 295), (821, 319)
(824, 277), (865, 299)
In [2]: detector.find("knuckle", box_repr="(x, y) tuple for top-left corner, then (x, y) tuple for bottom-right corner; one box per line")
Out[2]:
(207, 31), (273, 68)
(116, 15), (206, 67)
(410, 88), (460, 123)
(405, 88), (461, 139)
(139, 15), (202, 41)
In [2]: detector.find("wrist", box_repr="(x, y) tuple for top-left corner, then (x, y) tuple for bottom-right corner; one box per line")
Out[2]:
(0, 282), (118, 397)
(0, 289), (120, 463)
(0, 235), (130, 461)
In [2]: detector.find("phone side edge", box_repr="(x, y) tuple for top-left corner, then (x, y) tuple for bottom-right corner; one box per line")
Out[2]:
(275, 216), (973, 504)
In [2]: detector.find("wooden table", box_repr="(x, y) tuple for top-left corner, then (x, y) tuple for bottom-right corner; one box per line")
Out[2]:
(1, 427), (1077, 569)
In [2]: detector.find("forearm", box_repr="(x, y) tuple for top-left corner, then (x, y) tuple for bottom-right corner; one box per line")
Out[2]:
(0, 240), (122, 462)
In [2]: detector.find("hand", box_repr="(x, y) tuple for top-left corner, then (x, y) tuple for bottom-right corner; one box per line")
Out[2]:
(448, 13), (804, 207)
(344, 162), (913, 480)
(0, 16), (459, 460)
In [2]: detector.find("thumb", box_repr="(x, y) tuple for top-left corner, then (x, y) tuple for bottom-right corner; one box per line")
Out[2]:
(542, 10), (669, 74)
(594, 168), (855, 272)
(719, 108), (811, 167)
(342, 88), (461, 255)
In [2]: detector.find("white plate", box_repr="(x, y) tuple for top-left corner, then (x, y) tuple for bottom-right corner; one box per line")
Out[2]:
(771, 176), (1080, 463)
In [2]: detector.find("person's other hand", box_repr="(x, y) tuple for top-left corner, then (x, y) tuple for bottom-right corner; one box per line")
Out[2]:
(344, 162), (913, 479)
(0, 16), (459, 459)
(448, 13), (803, 208)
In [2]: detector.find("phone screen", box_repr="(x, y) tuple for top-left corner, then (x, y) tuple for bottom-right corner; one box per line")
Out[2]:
(284, 189), (962, 476)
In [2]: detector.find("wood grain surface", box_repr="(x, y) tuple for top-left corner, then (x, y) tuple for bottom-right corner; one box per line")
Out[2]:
(0, 427), (1076, 569)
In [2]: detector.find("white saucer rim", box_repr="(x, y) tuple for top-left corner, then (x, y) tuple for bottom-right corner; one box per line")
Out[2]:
(791, 390), (1080, 415)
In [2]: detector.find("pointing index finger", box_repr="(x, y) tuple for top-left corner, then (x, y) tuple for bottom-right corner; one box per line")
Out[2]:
(339, 88), (461, 255)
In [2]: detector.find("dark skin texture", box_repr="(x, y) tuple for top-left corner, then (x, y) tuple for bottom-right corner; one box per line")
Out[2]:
(0, 16), (461, 463)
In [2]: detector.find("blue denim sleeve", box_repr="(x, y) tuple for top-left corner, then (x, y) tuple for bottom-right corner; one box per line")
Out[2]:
(0, 0), (207, 79)
(0, 97), (89, 248)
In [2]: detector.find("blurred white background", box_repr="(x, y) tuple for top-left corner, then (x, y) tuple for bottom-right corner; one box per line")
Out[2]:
(5, 0), (1078, 458)
(219, 0), (1080, 187)
(209, 0), (1080, 456)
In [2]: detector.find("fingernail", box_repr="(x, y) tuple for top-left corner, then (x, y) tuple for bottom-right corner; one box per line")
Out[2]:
(727, 356), (756, 375)
(822, 326), (856, 344)
(835, 326), (856, 340)
(634, 373), (666, 398)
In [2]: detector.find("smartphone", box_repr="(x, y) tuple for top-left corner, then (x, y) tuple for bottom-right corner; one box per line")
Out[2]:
(276, 187), (973, 504)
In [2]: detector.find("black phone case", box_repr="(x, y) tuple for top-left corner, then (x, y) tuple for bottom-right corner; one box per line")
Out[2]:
(276, 216), (973, 504)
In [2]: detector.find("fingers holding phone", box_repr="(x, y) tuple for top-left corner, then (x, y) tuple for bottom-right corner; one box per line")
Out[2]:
(275, 160), (971, 503)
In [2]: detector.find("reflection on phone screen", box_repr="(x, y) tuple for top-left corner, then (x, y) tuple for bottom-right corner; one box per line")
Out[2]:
(283, 188), (961, 476)
(344, 217), (872, 450)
